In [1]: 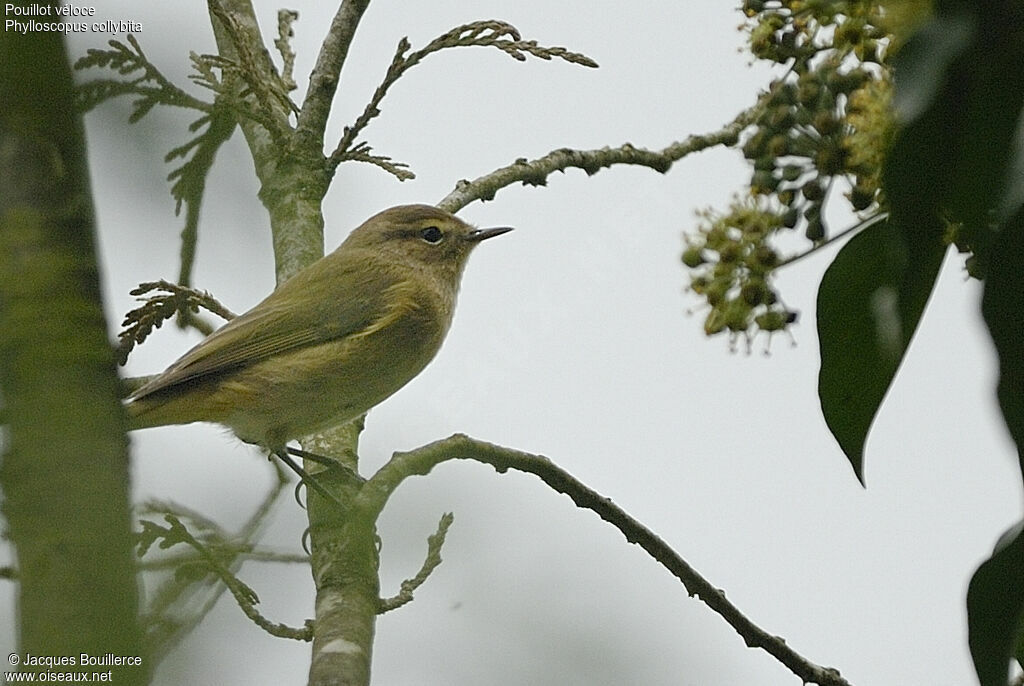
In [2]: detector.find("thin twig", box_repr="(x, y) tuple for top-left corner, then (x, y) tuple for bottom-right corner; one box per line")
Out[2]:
(776, 212), (888, 269)
(140, 460), (293, 660)
(330, 20), (597, 170)
(356, 434), (852, 686)
(343, 143), (414, 180)
(121, 35), (209, 112)
(139, 548), (309, 571)
(378, 513), (454, 613)
(275, 10), (299, 92)
(437, 104), (761, 213)
(117, 280), (235, 365)
(75, 35), (214, 116)
(160, 514), (313, 641)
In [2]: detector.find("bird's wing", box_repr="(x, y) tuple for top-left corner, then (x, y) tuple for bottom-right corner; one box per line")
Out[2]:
(130, 256), (407, 400)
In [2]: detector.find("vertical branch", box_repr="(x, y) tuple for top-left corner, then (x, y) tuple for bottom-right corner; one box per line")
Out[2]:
(304, 438), (379, 686)
(204, 5), (379, 685)
(296, 0), (373, 148)
(0, 9), (144, 683)
(206, 0), (328, 282)
(206, 0), (292, 146)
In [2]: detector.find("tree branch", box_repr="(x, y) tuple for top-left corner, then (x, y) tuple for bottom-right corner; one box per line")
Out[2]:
(139, 548), (309, 570)
(356, 434), (852, 686)
(776, 212), (888, 269)
(139, 461), (295, 661)
(151, 515), (313, 641)
(377, 513), (454, 613)
(207, 0), (295, 143)
(274, 9), (299, 93)
(329, 20), (597, 171)
(1, 25), (144, 681)
(437, 105), (761, 213)
(296, 0), (372, 146)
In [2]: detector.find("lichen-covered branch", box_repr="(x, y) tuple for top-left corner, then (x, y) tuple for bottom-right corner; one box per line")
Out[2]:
(207, 0), (295, 141)
(377, 513), (454, 613)
(296, 0), (372, 145)
(437, 105), (761, 213)
(305, 465), (380, 686)
(274, 10), (299, 92)
(205, 0), (329, 283)
(357, 435), (852, 686)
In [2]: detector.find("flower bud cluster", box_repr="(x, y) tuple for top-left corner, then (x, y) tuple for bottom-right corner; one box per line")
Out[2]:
(684, 199), (797, 349)
(684, 0), (900, 345)
(742, 0), (892, 237)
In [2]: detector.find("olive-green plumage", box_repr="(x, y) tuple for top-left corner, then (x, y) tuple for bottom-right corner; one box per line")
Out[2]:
(126, 204), (511, 449)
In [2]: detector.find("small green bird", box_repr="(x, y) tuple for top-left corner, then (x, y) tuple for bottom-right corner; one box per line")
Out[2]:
(126, 204), (511, 451)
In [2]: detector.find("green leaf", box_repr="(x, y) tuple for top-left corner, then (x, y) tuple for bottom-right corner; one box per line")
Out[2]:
(967, 521), (1024, 686)
(1017, 620), (1024, 671)
(895, 2), (1024, 224)
(973, 199), (1024, 686)
(817, 218), (946, 483)
(890, 13), (974, 124)
(999, 111), (1024, 225)
(981, 205), (1024, 470)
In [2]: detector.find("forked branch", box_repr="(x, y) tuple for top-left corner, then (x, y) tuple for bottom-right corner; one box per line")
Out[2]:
(329, 20), (598, 172)
(357, 434), (853, 686)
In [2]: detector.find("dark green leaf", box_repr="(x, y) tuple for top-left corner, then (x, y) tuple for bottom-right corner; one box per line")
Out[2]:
(975, 204), (1024, 686)
(1016, 624), (1024, 671)
(981, 205), (1024, 471)
(890, 13), (974, 124)
(967, 521), (1024, 686)
(999, 115), (1024, 224)
(817, 218), (946, 483)
(888, 2), (1024, 236)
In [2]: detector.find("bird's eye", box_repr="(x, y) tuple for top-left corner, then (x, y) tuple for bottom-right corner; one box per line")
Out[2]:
(419, 226), (444, 244)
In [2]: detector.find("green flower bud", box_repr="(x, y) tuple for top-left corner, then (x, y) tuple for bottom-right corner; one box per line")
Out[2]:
(781, 164), (803, 182)
(704, 308), (727, 335)
(805, 217), (825, 241)
(849, 183), (875, 211)
(754, 245), (779, 267)
(802, 180), (825, 201)
(782, 207), (800, 228)
(741, 280), (767, 305)
(682, 246), (706, 268)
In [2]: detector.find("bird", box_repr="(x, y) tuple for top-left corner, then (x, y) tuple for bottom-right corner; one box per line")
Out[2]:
(126, 204), (512, 453)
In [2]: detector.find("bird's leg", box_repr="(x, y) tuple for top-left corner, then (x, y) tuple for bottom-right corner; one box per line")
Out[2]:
(272, 449), (347, 511)
(287, 446), (340, 468)
(287, 446), (363, 484)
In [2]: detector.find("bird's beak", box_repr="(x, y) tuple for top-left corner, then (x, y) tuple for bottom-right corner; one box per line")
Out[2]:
(467, 226), (514, 242)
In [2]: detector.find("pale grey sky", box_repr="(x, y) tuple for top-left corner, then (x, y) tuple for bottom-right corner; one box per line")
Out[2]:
(3, 2), (1020, 685)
